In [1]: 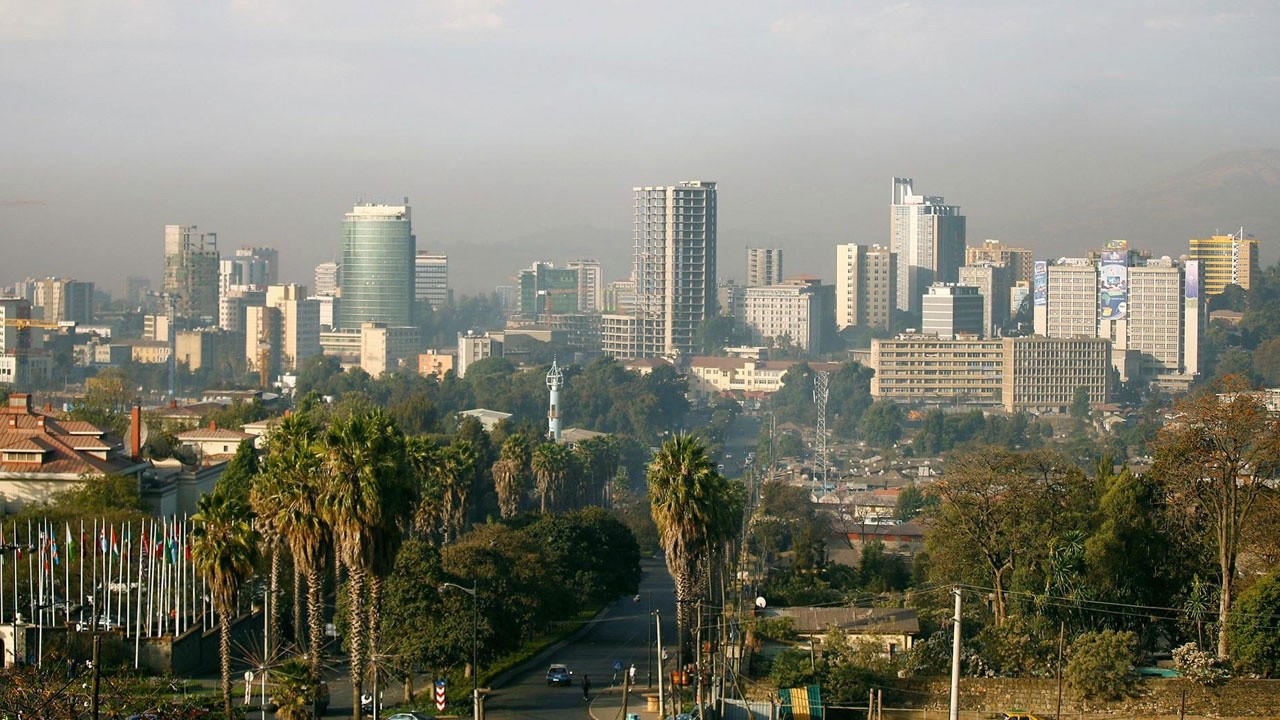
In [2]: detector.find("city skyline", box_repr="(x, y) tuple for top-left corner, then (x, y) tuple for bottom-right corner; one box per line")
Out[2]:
(1, 2), (1278, 294)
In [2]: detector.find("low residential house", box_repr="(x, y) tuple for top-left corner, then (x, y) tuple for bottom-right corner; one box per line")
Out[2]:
(841, 520), (927, 557)
(459, 408), (512, 432)
(0, 394), (149, 513)
(772, 606), (919, 659)
(175, 424), (255, 466)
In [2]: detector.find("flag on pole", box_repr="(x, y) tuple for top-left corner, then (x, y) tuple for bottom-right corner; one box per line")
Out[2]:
(141, 525), (148, 555)
(50, 535), (59, 567)
(65, 522), (75, 562)
(100, 527), (107, 555)
(111, 528), (120, 558)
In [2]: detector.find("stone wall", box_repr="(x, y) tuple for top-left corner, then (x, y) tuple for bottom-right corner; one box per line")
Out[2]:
(901, 677), (1280, 718)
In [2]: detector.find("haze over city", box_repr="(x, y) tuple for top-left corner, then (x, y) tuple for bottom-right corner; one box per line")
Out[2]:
(2, 0), (1278, 294)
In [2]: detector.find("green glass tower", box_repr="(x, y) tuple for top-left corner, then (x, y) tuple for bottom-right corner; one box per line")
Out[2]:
(338, 202), (416, 329)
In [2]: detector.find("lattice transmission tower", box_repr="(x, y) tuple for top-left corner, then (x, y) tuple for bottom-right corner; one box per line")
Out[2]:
(813, 370), (829, 495)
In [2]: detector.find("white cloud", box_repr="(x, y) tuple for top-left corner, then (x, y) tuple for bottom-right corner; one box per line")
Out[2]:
(0, 0), (174, 41)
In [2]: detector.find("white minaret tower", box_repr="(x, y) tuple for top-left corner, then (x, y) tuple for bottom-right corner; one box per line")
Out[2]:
(546, 358), (563, 441)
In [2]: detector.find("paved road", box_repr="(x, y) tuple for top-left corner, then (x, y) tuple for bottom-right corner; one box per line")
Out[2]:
(482, 557), (678, 719)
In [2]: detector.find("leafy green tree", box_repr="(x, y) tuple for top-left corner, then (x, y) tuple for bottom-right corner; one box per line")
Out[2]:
(1152, 376), (1280, 658)
(1083, 469), (1193, 632)
(523, 508), (641, 604)
(1070, 386), (1091, 421)
(857, 539), (909, 592)
(893, 483), (932, 521)
(216, 438), (260, 503)
(926, 448), (1090, 626)
(1065, 629), (1138, 701)
(190, 490), (262, 720)
(913, 409), (946, 456)
(768, 648), (816, 689)
(858, 400), (903, 447)
(1228, 570), (1280, 676)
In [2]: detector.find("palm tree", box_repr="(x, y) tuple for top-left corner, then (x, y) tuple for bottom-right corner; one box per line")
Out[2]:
(249, 463), (286, 655)
(531, 442), (570, 513)
(190, 490), (262, 720)
(319, 409), (406, 720)
(260, 414), (330, 682)
(407, 436), (446, 543)
(492, 434), (531, 519)
(648, 434), (743, 657)
(435, 440), (478, 542)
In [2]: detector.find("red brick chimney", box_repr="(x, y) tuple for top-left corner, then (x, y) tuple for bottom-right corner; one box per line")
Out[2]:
(209, 420), (217, 430)
(131, 406), (142, 461)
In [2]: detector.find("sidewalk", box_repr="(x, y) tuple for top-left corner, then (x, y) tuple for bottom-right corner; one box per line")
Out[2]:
(588, 682), (666, 720)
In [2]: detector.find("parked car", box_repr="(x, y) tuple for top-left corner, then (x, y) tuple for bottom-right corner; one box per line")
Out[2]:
(387, 713), (434, 720)
(546, 663), (573, 686)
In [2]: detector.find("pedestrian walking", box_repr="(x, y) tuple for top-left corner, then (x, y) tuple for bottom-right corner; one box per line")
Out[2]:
(583, 674), (591, 701)
(628, 664), (636, 687)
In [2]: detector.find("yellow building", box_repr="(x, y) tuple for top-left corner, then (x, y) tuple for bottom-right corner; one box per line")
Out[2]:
(1189, 232), (1258, 295)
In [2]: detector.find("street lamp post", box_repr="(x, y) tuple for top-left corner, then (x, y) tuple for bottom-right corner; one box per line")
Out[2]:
(439, 582), (479, 720)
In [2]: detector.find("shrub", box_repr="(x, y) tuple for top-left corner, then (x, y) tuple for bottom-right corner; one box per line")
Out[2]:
(1172, 642), (1229, 686)
(1065, 629), (1138, 701)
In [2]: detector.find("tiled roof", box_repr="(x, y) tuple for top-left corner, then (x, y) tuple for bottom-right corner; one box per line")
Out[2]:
(176, 428), (254, 442)
(776, 606), (919, 636)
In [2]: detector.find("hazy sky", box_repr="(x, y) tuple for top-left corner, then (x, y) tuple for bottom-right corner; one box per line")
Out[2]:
(2, 0), (1278, 295)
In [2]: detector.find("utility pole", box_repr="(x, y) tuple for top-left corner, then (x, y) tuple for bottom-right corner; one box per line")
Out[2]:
(655, 609), (665, 720)
(949, 588), (961, 720)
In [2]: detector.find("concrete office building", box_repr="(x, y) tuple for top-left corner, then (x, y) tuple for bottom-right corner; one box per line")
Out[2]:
(414, 251), (450, 308)
(966, 240), (1033, 285)
(746, 247), (784, 287)
(457, 331), (502, 378)
(1032, 253), (1203, 390)
(360, 323), (420, 377)
(835, 244), (896, 331)
(1189, 230), (1259, 295)
(921, 284), (984, 340)
(163, 225), (220, 322)
(314, 261), (340, 297)
(567, 260), (604, 313)
(37, 278), (94, 325)
(604, 280), (637, 315)
(870, 334), (1110, 412)
(890, 178), (965, 316)
(219, 287), (266, 333)
(220, 247), (278, 292)
(958, 263), (1013, 338)
(603, 181), (717, 358)
(518, 262), (579, 320)
(338, 202), (415, 329)
(1001, 336), (1111, 413)
(740, 277), (833, 356)
(266, 284), (321, 371)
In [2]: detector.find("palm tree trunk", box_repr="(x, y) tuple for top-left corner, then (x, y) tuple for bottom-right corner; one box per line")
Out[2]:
(293, 565), (304, 649)
(220, 610), (233, 720)
(307, 565), (325, 683)
(270, 544), (282, 654)
(368, 573), (384, 684)
(347, 562), (368, 720)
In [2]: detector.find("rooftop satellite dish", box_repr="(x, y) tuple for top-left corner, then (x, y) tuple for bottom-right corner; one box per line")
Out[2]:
(755, 596), (767, 609)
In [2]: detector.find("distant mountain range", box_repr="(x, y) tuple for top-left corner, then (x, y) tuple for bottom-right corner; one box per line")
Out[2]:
(446, 149), (1280, 295)
(1008, 148), (1280, 262)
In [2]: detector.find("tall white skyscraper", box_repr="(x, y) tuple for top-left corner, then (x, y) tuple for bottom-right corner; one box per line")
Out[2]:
(835, 244), (896, 331)
(414, 251), (450, 308)
(890, 178), (966, 316)
(604, 181), (717, 358)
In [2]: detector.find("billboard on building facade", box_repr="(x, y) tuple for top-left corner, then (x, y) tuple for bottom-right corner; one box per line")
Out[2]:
(1033, 261), (1048, 307)
(1186, 259), (1200, 300)
(1099, 251), (1128, 320)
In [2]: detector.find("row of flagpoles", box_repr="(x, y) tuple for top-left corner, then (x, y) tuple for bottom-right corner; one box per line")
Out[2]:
(1, 516), (208, 667)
